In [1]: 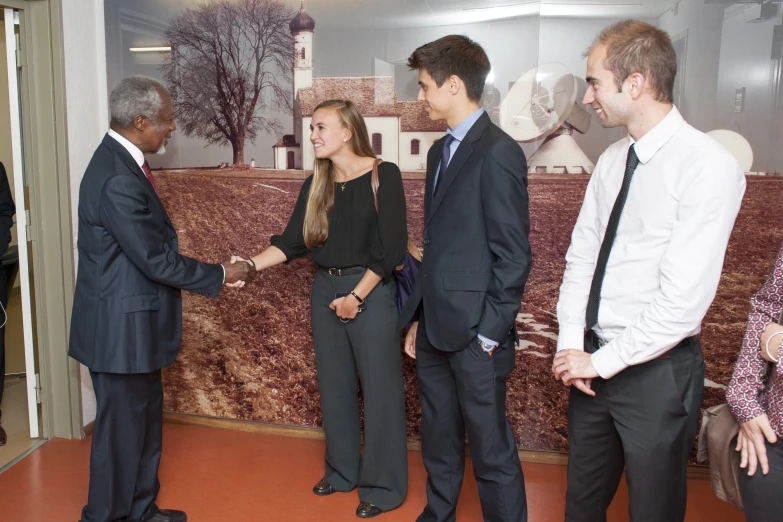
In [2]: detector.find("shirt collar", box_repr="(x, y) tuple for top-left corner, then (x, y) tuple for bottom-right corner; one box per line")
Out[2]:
(629, 105), (685, 164)
(108, 129), (145, 168)
(447, 108), (485, 143)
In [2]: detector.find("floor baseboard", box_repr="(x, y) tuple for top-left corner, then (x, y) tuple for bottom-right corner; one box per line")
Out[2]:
(162, 411), (710, 478)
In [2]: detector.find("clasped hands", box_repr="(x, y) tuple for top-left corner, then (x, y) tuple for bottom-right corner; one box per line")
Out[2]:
(552, 348), (599, 397)
(221, 255), (257, 288)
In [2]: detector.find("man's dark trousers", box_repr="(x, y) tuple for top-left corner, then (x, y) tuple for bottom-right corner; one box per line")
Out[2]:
(82, 370), (163, 522)
(415, 308), (527, 522)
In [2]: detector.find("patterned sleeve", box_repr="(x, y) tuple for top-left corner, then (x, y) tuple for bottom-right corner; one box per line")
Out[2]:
(726, 243), (783, 423)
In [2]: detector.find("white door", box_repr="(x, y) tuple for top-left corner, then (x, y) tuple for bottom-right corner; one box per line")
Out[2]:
(4, 7), (38, 438)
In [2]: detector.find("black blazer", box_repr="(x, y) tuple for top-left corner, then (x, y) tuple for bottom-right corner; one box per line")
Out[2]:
(69, 135), (223, 374)
(0, 162), (15, 256)
(398, 112), (532, 351)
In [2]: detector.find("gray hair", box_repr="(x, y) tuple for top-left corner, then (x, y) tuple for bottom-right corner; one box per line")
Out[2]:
(109, 75), (168, 128)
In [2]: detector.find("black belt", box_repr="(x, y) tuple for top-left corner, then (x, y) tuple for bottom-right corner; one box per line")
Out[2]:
(584, 329), (695, 356)
(319, 266), (365, 276)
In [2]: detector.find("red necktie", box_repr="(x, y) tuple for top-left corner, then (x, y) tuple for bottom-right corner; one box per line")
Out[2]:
(142, 161), (158, 194)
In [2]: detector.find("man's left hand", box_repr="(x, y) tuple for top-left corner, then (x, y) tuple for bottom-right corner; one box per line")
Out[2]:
(553, 349), (599, 382)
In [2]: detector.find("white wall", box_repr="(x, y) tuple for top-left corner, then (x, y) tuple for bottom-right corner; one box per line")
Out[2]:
(714, 5), (780, 172)
(657, 0), (725, 133)
(658, 1), (783, 172)
(62, 0), (111, 427)
(399, 132), (442, 171)
(366, 117), (400, 167)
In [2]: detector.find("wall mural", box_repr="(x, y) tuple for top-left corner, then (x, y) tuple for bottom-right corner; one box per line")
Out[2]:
(103, 0), (783, 460)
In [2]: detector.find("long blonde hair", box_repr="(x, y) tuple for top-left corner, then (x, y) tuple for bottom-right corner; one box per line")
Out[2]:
(303, 99), (377, 248)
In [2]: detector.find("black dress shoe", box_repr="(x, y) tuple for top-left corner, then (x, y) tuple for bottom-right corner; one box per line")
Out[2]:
(356, 502), (383, 518)
(0, 423), (6, 447)
(147, 509), (187, 522)
(313, 478), (336, 496)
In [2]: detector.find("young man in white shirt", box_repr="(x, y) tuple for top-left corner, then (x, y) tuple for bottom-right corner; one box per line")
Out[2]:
(552, 20), (746, 522)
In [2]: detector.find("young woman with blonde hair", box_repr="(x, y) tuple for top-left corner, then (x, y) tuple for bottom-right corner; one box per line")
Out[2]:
(239, 99), (408, 518)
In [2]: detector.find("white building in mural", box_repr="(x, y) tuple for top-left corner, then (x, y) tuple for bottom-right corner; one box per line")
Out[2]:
(274, 3), (445, 171)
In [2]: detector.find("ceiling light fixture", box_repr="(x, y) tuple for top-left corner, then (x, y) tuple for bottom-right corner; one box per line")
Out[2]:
(129, 46), (172, 53)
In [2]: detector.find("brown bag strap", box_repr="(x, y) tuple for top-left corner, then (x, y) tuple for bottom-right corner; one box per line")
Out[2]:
(371, 158), (381, 212)
(369, 158), (422, 262)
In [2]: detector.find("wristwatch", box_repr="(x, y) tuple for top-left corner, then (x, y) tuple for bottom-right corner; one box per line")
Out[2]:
(477, 338), (496, 353)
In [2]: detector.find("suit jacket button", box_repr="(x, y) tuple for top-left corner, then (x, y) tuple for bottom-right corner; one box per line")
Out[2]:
(423, 239), (430, 245)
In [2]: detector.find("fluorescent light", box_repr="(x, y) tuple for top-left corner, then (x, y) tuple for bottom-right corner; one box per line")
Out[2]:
(463, 2), (539, 11)
(486, 68), (496, 84)
(129, 46), (172, 53)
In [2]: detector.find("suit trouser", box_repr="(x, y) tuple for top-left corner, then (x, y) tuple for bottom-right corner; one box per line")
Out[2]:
(415, 308), (527, 522)
(740, 438), (783, 521)
(81, 370), (163, 522)
(0, 265), (7, 408)
(310, 269), (408, 511)
(565, 334), (705, 522)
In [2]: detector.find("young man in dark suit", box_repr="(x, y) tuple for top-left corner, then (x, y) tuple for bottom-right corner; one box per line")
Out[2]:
(398, 35), (532, 522)
(0, 161), (15, 447)
(69, 76), (254, 522)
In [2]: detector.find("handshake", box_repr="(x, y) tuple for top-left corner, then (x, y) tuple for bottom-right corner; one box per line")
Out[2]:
(221, 256), (257, 289)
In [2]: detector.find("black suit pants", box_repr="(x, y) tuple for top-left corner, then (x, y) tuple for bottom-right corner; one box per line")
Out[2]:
(565, 335), (705, 522)
(310, 269), (408, 511)
(81, 370), (163, 522)
(415, 309), (527, 522)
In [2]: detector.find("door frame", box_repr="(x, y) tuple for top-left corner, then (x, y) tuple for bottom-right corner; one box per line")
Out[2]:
(1, 0), (81, 439)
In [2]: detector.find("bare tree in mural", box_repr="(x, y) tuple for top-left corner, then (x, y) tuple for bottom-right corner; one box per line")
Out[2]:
(162, 0), (294, 165)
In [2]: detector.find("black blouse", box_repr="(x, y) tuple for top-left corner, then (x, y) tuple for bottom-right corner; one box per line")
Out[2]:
(270, 162), (408, 279)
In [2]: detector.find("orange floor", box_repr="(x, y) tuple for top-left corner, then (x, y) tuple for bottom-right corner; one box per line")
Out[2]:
(0, 423), (743, 522)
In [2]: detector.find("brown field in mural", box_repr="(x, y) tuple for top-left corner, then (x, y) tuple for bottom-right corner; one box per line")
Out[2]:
(156, 170), (783, 456)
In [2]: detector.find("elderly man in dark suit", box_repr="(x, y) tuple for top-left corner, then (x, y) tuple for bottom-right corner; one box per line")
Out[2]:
(69, 76), (254, 522)
(0, 161), (15, 447)
(399, 35), (532, 522)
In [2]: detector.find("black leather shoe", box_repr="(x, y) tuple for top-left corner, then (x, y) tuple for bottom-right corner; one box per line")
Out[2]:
(313, 479), (335, 496)
(147, 509), (187, 522)
(0, 424), (6, 446)
(356, 502), (383, 518)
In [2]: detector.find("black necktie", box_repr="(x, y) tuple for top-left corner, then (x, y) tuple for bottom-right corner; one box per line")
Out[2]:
(585, 144), (640, 331)
(434, 134), (455, 194)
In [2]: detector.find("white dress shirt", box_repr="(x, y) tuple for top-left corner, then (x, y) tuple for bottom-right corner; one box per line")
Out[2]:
(556, 107), (746, 379)
(108, 129), (145, 167)
(106, 130), (226, 283)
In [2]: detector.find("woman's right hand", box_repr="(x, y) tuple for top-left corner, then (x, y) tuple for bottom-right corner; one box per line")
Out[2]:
(737, 414), (778, 476)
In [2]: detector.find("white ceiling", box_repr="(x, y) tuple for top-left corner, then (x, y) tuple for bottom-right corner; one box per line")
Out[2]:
(106, 0), (681, 31)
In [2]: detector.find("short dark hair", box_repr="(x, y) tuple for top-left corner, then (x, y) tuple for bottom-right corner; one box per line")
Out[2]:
(407, 35), (490, 103)
(586, 20), (676, 103)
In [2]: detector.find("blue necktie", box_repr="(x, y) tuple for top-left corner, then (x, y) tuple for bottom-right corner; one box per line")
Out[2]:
(434, 134), (455, 194)
(585, 144), (640, 333)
